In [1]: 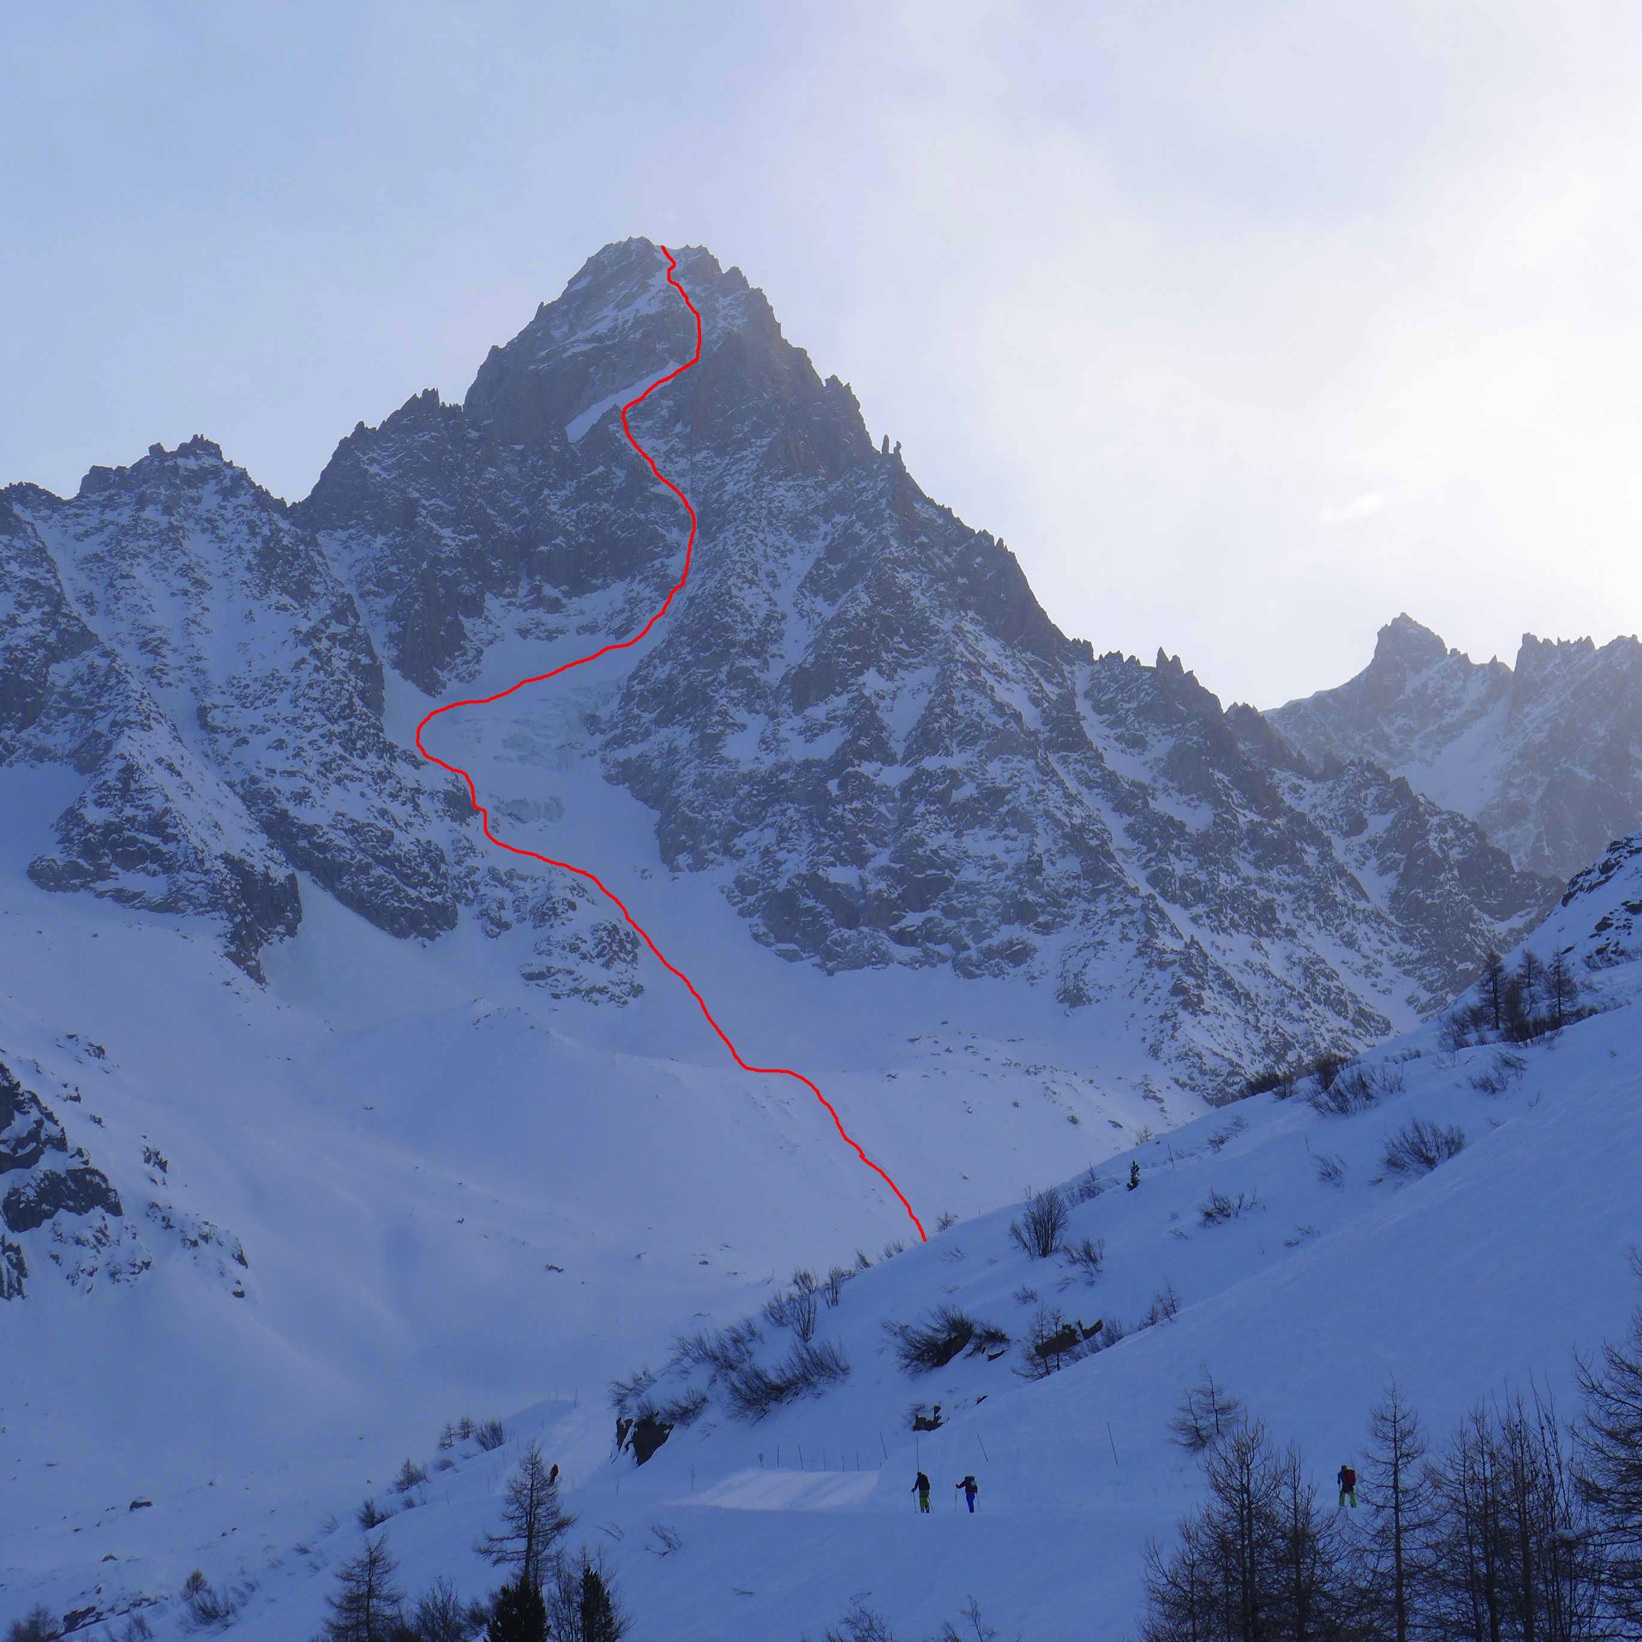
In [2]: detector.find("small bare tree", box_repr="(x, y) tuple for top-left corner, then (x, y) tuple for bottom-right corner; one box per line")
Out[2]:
(1168, 1368), (1243, 1453)
(1009, 1185), (1068, 1260)
(319, 1535), (404, 1642)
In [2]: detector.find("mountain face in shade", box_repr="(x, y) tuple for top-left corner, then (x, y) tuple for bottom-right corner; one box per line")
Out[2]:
(1271, 613), (1642, 879)
(3, 242), (1552, 1112)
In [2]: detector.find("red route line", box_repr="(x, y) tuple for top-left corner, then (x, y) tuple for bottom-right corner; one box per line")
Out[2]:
(414, 245), (927, 1242)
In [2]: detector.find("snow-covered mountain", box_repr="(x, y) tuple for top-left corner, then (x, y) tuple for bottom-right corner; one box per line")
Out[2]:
(1270, 612), (1642, 880)
(11, 828), (1637, 1639)
(0, 237), (1595, 1633)
(4, 241), (1551, 1108)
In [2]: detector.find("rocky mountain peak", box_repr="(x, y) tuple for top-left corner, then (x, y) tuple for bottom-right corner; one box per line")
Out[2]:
(1275, 616), (1642, 879)
(462, 239), (870, 478)
(1370, 612), (1450, 674)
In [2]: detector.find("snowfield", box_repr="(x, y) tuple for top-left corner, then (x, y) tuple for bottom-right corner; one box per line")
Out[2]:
(4, 831), (1638, 1637)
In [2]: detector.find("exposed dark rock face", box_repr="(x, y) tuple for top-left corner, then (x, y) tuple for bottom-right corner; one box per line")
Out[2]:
(2, 442), (462, 970)
(0, 1056), (254, 1297)
(0, 1061), (68, 1176)
(2, 1164), (122, 1233)
(1272, 614), (1642, 880)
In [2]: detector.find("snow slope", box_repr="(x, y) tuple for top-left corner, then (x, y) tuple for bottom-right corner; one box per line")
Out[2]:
(10, 834), (1638, 1638)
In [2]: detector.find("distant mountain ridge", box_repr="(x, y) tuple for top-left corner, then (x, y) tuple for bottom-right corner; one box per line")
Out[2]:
(1, 241), (1553, 1105)
(1271, 613), (1642, 879)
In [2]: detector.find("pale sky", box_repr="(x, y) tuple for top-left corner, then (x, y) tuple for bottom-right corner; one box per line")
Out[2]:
(4, 1), (1640, 707)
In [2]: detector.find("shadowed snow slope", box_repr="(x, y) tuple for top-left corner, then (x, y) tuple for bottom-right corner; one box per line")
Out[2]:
(7, 832), (1638, 1638)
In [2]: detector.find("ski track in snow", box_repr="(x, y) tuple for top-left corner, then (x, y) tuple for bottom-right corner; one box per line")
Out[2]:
(413, 244), (927, 1242)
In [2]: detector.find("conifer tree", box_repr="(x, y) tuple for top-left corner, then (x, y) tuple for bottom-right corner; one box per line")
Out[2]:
(486, 1576), (547, 1642)
(476, 1444), (574, 1596)
(321, 1534), (405, 1642)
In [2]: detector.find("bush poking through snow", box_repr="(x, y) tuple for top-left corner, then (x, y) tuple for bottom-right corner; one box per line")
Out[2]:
(1009, 1185), (1069, 1260)
(1206, 1116), (1248, 1152)
(392, 1458), (426, 1496)
(475, 1419), (505, 1451)
(1018, 1307), (1102, 1379)
(810, 1601), (898, 1641)
(1469, 1050), (1527, 1096)
(646, 1522), (684, 1558)
(823, 1265), (852, 1308)
(1059, 1236), (1106, 1283)
(764, 1285), (818, 1343)
(1307, 1062), (1393, 1116)
(1198, 1188), (1262, 1226)
(1067, 1167), (1107, 1204)
(670, 1319), (761, 1381)
(357, 1496), (388, 1529)
(1382, 1117), (1467, 1178)
(722, 1340), (851, 1421)
(1313, 1152), (1346, 1187)
(180, 1569), (253, 1633)
(608, 1367), (659, 1414)
(886, 1305), (1010, 1375)
(657, 1386), (709, 1427)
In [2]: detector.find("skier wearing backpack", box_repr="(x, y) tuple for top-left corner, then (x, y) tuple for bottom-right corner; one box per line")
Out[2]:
(911, 1471), (931, 1513)
(955, 1475), (979, 1513)
(1337, 1462), (1357, 1508)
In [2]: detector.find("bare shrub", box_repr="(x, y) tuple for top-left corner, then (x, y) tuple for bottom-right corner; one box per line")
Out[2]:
(1469, 1050), (1527, 1097)
(357, 1495), (388, 1529)
(1009, 1184), (1069, 1260)
(475, 1419), (505, 1451)
(1242, 1063), (1299, 1100)
(1059, 1236), (1106, 1284)
(1168, 1369), (1243, 1451)
(815, 1602), (898, 1642)
(1308, 1064), (1381, 1116)
(1139, 1281), (1181, 1327)
(392, 1458), (427, 1496)
(1067, 1167), (1107, 1204)
(886, 1306), (1009, 1375)
(1382, 1117), (1467, 1178)
(646, 1522), (684, 1558)
(1017, 1306), (1102, 1379)
(1206, 1116), (1248, 1153)
(1313, 1152), (1346, 1187)
(179, 1572), (252, 1633)
(764, 1286), (818, 1344)
(823, 1265), (851, 1307)
(671, 1319), (761, 1379)
(1437, 1010), (1475, 1062)
(723, 1340), (850, 1421)
(411, 1575), (486, 1642)
(608, 1367), (659, 1413)
(1199, 1188), (1262, 1226)
(658, 1386), (708, 1427)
